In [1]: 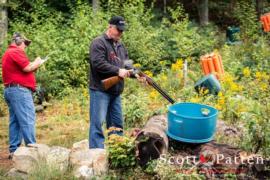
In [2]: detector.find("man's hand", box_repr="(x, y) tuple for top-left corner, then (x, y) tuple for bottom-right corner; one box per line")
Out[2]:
(135, 74), (148, 85)
(34, 57), (43, 65)
(23, 57), (42, 72)
(118, 69), (132, 78)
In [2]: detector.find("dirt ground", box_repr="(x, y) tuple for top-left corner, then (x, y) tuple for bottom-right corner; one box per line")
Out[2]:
(0, 148), (12, 171)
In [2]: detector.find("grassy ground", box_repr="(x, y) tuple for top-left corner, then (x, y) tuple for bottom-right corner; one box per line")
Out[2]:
(0, 90), (89, 178)
(0, 93), (89, 149)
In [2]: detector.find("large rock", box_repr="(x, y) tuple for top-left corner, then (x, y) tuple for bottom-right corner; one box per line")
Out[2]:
(72, 139), (89, 151)
(7, 168), (28, 179)
(73, 165), (94, 179)
(28, 144), (50, 159)
(46, 146), (71, 172)
(13, 146), (39, 173)
(70, 148), (108, 178)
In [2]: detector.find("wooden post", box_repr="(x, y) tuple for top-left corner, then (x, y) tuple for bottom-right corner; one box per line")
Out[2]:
(183, 59), (188, 87)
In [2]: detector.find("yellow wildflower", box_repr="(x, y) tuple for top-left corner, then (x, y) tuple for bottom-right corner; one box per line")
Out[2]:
(160, 74), (168, 81)
(133, 63), (141, 68)
(215, 104), (222, 111)
(198, 87), (209, 95)
(190, 95), (202, 103)
(144, 70), (153, 77)
(216, 92), (225, 110)
(260, 82), (268, 91)
(149, 90), (158, 99)
(83, 88), (88, 98)
(190, 97), (200, 103)
(255, 71), (268, 81)
(242, 67), (251, 77)
(221, 74), (241, 92)
(171, 59), (183, 71)
(255, 71), (262, 80)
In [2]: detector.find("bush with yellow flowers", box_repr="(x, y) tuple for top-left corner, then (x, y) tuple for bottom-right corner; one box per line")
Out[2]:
(105, 127), (136, 168)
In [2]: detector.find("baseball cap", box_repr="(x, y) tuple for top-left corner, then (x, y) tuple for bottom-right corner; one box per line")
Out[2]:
(109, 16), (127, 31)
(12, 32), (32, 46)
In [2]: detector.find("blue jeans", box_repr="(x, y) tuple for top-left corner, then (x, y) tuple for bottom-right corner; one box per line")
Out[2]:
(4, 87), (36, 153)
(89, 89), (123, 149)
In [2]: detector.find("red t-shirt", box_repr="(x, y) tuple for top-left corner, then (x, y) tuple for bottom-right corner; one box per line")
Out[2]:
(1, 44), (36, 91)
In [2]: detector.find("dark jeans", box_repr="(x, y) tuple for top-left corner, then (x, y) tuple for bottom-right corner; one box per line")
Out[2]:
(4, 87), (36, 153)
(89, 89), (123, 149)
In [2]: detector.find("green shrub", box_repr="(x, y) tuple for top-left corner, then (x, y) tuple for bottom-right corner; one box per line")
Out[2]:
(233, 0), (260, 42)
(105, 131), (136, 168)
(122, 79), (151, 128)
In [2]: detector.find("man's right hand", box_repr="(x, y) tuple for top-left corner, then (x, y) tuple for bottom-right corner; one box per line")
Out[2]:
(34, 57), (43, 65)
(23, 57), (42, 72)
(118, 69), (132, 78)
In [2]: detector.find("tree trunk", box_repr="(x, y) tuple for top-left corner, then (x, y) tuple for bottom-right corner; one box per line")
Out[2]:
(0, 0), (8, 48)
(197, 0), (209, 26)
(92, 0), (99, 13)
(135, 115), (168, 166)
(256, 0), (264, 19)
(163, 0), (167, 14)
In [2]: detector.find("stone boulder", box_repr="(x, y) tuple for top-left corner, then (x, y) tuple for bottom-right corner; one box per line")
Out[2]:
(28, 143), (50, 159)
(73, 165), (94, 179)
(6, 168), (28, 179)
(70, 148), (108, 178)
(12, 144), (51, 174)
(46, 146), (71, 172)
(13, 146), (39, 173)
(72, 139), (89, 151)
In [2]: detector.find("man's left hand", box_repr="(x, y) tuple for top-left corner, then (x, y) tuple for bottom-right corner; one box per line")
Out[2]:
(136, 75), (148, 85)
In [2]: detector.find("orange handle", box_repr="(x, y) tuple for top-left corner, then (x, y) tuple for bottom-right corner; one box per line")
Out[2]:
(218, 54), (224, 74)
(201, 57), (210, 75)
(212, 55), (222, 79)
(207, 57), (215, 73)
(266, 15), (270, 32)
(261, 13), (270, 32)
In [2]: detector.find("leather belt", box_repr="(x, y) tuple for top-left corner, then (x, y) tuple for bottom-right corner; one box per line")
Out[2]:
(5, 84), (33, 92)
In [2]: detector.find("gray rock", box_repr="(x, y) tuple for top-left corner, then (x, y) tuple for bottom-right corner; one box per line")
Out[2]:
(6, 168), (28, 179)
(70, 148), (108, 176)
(13, 146), (39, 173)
(74, 165), (94, 179)
(72, 139), (89, 151)
(28, 144), (50, 159)
(35, 105), (44, 113)
(46, 146), (71, 172)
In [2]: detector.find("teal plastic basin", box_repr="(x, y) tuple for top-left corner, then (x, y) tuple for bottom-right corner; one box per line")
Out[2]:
(167, 102), (218, 143)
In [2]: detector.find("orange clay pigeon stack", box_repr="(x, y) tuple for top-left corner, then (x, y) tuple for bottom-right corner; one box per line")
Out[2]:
(260, 13), (270, 32)
(200, 52), (224, 80)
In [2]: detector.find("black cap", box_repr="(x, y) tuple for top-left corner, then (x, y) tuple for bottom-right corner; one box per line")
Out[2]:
(109, 16), (127, 31)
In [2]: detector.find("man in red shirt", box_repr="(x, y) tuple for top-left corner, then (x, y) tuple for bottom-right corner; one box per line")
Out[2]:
(1, 32), (43, 158)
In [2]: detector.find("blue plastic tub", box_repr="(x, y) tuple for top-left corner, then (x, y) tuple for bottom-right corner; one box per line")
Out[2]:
(167, 102), (218, 143)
